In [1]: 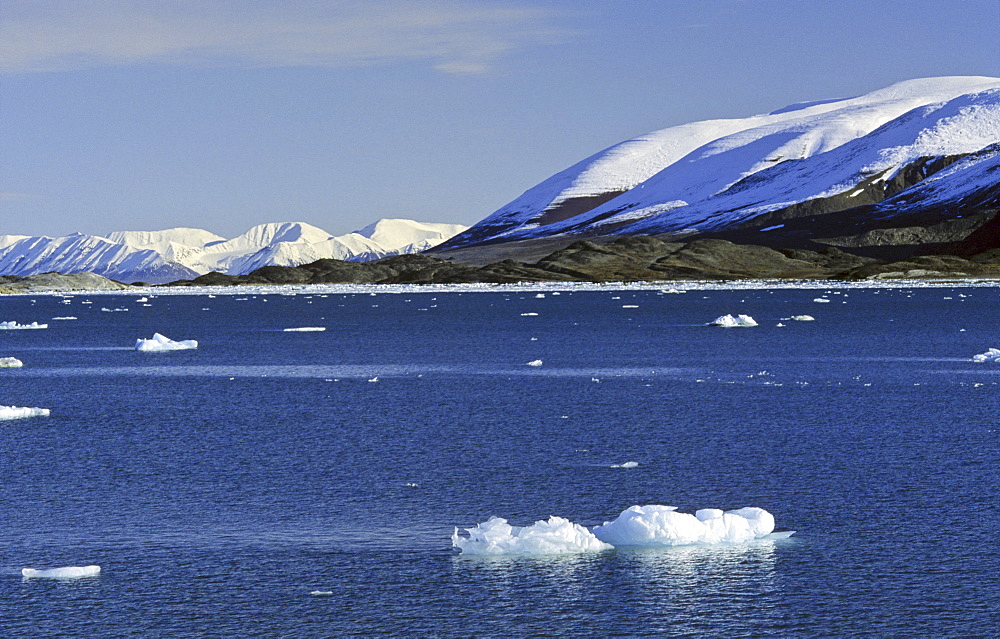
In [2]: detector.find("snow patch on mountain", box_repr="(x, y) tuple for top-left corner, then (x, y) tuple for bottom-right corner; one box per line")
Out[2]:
(446, 76), (1000, 247)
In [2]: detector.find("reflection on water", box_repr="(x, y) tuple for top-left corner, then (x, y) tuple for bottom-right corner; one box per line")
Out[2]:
(452, 540), (788, 635)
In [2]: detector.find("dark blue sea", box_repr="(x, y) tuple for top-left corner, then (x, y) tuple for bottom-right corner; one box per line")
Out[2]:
(1, 285), (998, 637)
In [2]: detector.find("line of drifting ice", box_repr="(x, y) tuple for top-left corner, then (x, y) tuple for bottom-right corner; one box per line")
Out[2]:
(0, 321), (48, 330)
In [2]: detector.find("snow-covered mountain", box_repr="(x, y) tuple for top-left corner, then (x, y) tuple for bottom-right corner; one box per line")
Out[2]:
(441, 76), (1000, 250)
(0, 219), (467, 284)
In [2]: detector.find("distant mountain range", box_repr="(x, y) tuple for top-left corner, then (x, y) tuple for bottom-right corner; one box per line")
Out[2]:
(0, 219), (467, 284)
(437, 76), (999, 258)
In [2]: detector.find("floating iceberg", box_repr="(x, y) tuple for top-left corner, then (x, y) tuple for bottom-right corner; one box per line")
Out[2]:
(22, 565), (100, 579)
(452, 516), (613, 556)
(0, 405), (50, 420)
(0, 321), (48, 330)
(789, 315), (815, 321)
(453, 506), (785, 555)
(283, 327), (326, 332)
(527, 359), (543, 367)
(708, 314), (758, 327)
(592, 505), (775, 546)
(51, 316), (78, 320)
(134, 333), (198, 352)
(972, 348), (1000, 363)
(611, 461), (639, 468)
(813, 298), (831, 303)
(0, 357), (24, 368)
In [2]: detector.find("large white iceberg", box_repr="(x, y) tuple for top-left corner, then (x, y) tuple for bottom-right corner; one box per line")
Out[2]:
(283, 326), (326, 332)
(0, 357), (24, 368)
(0, 321), (48, 330)
(708, 314), (758, 327)
(452, 516), (613, 556)
(21, 565), (101, 579)
(0, 405), (50, 420)
(453, 505), (786, 555)
(972, 348), (1000, 363)
(592, 505), (775, 546)
(135, 333), (198, 352)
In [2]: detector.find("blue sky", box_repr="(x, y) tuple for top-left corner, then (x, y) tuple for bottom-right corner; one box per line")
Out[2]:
(2, 0), (998, 238)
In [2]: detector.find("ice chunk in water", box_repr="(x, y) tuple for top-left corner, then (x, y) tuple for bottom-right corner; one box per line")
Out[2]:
(22, 565), (100, 579)
(708, 314), (757, 327)
(790, 315), (815, 321)
(592, 505), (775, 546)
(283, 327), (326, 332)
(0, 357), (24, 368)
(526, 359), (543, 367)
(452, 516), (612, 555)
(972, 348), (1000, 363)
(611, 461), (639, 468)
(135, 333), (198, 352)
(0, 321), (47, 330)
(0, 405), (50, 420)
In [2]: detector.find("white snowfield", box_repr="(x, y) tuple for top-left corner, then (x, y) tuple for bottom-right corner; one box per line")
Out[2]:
(0, 321), (48, 330)
(0, 357), (24, 367)
(135, 333), (198, 352)
(0, 405), (50, 420)
(453, 505), (786, 555)
(449, 76), (1000, 245)
(0, 219), (468, 285)
(709, 314), (758, 327)
(972, 348), (1000, 362)
(21, 565), (101, 579)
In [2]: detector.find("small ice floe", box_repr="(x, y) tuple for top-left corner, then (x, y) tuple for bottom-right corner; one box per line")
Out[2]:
(622, 305), (639, 308)
(708, 314), (757, 327)
(527, 359), (543, 367)
(22, 565), (100, 579)
(134, 333), (198, 352)
(368, 376), (379, 383)
(813, 298), (831, 303)
(535, 293), (545, 298)
(452, 516), (612, 556)
(972, 348), (1000, 363)
(591, 377), (601, 383)
(136, 297), (148, 302)
(51, 316), (78, 320)
(610, 461), (639, 469)
(660, 288), (685, 294)
(0, 321), (48, 330)
(776, 322), (786, 327)
(592, 505), (778, 546)
(101, 307), (128, 312)
(520, 312), (538, 317)
(790, 315), (815, 321)
(1, 357), (24, 368)
(309, 590), (334, 596)
(283, 327), (326, 332)
(0, 405), (50, 420)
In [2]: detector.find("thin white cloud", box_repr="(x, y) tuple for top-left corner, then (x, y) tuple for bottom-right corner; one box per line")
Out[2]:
(0, 0), (572, 74)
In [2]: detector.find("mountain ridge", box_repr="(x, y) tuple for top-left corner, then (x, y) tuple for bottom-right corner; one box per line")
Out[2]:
(437, 76), (1000, 257)
(0, 219), (468, 285)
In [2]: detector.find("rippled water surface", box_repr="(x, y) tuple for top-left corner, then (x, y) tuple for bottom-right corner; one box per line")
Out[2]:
(1, 286), (998, 637)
